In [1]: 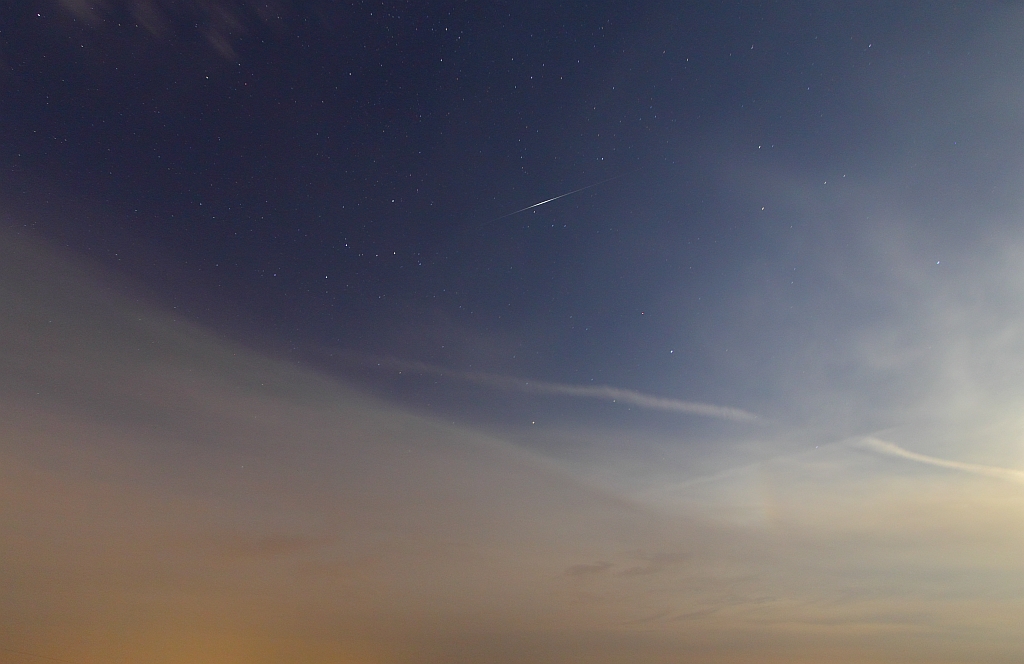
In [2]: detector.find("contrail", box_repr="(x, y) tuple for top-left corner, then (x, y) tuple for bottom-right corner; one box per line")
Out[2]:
(357, 355), (758, 422)
(860, 437), (1024, 484)
(485, 174), (624, 224)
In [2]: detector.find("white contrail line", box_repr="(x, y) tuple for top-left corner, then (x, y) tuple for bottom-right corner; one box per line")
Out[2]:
(860, 437), (1024, 484)
(369, 356), (757, 422)
(510, 380), (757, 421)
(485, 175), (624, 224)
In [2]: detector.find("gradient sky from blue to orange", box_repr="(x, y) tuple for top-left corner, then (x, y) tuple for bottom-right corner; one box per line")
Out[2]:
(5, 2), (1024, 662)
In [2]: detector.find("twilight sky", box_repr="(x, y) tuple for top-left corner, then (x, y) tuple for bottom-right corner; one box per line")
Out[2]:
(5, 2), (1024, 662)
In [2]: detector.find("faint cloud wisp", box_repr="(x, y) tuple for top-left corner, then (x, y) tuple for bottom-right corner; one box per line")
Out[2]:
(365, 356), (759, 422)
(860, 437), (1024, 484)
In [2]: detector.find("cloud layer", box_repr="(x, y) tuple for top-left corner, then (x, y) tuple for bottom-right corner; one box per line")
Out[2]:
(5, 204), (1024, 663)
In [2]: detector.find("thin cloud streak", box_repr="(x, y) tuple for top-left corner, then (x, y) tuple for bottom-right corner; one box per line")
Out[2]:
(369, 356), (758, 421)
(861, 437), (1024, 484)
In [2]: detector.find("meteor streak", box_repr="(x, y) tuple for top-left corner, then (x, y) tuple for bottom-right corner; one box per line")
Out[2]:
(485, 174), (623, 224)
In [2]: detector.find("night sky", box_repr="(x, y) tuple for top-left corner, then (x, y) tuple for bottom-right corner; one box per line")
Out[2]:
(5, 2), (1024, 663)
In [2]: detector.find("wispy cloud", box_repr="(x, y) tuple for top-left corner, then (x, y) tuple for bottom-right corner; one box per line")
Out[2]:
(57, 0), (277, 59)
(860, 437), (1024, 484)
(366, 356), (758, 422)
